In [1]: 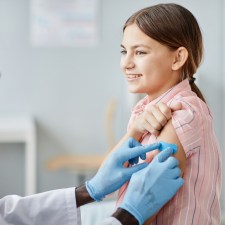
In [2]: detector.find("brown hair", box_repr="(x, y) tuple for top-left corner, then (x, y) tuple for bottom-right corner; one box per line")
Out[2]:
(123, 3), (206, 102)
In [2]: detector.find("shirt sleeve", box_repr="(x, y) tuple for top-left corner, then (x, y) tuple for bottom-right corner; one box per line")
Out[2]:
(98, 217), (122, 225)
(0, 187), (81, 225)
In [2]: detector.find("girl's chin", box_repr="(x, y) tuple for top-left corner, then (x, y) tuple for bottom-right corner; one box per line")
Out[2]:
(128, 90), (138, 94)
(128, 88), (143, 94)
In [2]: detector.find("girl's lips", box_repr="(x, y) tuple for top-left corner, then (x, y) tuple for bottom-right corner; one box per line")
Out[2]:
(126, 74), (142, 81)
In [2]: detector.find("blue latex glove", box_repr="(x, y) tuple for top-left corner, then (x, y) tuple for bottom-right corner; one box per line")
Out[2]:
(128, 138), (147, 165)
(120, 147), (184, 225)
(85, 138), (160, 201)
(158, 141), (178, 153)
(129, 140), (178, 165)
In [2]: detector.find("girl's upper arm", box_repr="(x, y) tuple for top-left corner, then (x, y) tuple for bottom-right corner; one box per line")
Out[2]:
(144, 118), (186, 225)
(157, 119), (186, 175)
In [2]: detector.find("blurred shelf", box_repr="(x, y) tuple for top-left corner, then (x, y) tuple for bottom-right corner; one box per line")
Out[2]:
(0, 115), (36, 195)
(46, 154), (107, 172)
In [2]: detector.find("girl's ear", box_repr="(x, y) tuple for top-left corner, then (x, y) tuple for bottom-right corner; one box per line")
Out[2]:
(172, 47), (188, 71)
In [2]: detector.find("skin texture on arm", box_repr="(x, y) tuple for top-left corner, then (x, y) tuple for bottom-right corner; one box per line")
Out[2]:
(112, 208), (139, 225)
(75, 185), (94, 207)
(143, 119), (186, 225)
(157, 119), (186, 175)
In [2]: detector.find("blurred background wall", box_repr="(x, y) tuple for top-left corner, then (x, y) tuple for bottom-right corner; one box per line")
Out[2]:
(0, 0), (224, 213)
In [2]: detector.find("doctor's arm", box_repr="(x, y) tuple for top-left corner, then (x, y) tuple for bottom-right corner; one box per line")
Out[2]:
(0, 139), (183, 225)
(0, 188), (78, 225)
(75, 147), (183, 225)
(0, 139), (160, 225)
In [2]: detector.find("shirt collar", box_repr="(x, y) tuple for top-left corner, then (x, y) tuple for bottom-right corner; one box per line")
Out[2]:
(132, 79), (191, 114)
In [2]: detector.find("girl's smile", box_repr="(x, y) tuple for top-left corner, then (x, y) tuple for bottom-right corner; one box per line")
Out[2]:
(126, 74), (142, 81)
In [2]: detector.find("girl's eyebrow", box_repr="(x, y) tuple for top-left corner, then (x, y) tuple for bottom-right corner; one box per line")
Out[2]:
(120, 44), (151, 49)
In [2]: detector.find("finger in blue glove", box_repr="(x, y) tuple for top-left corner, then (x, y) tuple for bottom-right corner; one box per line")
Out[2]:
(158, 141), (177, 154)
(129, 140), (161, 165)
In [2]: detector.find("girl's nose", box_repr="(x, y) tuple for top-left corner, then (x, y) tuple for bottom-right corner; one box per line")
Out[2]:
(121, 56), (135, 70)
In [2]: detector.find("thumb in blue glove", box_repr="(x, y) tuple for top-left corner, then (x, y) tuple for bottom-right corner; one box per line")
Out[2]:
(119, 147), (184, 225)
(86, 137), (160, 201)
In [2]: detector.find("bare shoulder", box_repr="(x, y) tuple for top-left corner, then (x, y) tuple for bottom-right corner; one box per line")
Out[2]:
(157, 119), (186, 175)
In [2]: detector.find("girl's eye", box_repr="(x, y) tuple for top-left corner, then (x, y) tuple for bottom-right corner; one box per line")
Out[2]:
(120, 50), (127, 55)
(136, 51), (146, 55)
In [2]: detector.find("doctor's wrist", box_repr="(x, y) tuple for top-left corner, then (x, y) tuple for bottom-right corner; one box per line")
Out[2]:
(112, 208), (139, 225)
(75, 184), (95, 207)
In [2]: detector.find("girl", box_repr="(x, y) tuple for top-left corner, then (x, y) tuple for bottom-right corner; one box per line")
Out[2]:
(116, 3), (221, 225)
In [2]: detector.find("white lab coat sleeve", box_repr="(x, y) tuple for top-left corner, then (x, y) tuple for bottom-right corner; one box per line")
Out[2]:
(0, 187), (81, 225)
(98, 217), (122, 225)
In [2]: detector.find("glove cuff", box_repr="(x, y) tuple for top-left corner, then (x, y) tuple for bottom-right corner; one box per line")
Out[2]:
(119, 203), (144, 225)
(85, 181), (104, 202)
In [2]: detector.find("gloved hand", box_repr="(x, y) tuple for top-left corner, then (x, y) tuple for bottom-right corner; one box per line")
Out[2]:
(85, 138), (160, 201)
(129, 140), (178, 165)
(119, 147), (184, 225)
(128, 137), (151, 165)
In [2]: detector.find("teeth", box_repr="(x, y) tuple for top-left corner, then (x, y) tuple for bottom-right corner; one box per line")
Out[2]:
(127, 74), (141, 78)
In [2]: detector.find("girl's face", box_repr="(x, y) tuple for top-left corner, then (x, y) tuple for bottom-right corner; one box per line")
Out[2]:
(120, 23), (180, 100)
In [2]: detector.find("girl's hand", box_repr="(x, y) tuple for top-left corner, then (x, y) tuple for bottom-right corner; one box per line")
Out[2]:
(128, 102), (182, 140)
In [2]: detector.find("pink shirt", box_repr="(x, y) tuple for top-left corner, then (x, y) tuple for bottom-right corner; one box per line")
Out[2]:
(117, 79), (222, 225)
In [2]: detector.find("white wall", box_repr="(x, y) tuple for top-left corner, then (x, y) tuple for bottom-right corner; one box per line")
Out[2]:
(0, 0), (224, 211)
